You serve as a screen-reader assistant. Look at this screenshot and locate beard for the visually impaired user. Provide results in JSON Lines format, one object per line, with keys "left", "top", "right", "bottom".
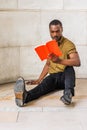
{"left": 52, "top": 36, "right": 61, "bottom": 42}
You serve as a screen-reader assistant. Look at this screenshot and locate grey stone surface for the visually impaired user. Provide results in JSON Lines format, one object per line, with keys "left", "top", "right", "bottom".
{"left": 0, "top": 47, "right": 20, "bottom": 84}
{"left": 64, "top": 0, "right": 87, "bottom": 10}
{"left": 18, "top": 0, "right": 63, "bottom": 9}
{"left": 0, "top": 0, "right": 17, "bottom": 9}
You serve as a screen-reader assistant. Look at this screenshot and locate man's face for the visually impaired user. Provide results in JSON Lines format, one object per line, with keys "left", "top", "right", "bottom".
{"left": 49, "top": 24, "right": 63, "bottom": 41}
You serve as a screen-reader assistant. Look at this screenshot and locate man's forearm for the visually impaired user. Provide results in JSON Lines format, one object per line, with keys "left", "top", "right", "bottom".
{"left": 38, "top": 63, "right": 49, "bottom": 82}
{"left": 59, "top": 58, "right": 81, "bottom": 67}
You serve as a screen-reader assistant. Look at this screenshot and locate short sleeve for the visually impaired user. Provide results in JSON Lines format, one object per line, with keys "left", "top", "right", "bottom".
{"left": 66, "top": 42, "right": 77, "bottom": 55}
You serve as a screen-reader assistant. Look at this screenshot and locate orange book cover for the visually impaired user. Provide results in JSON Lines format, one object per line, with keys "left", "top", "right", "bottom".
{"left": 35, "top": 40, "right": 62, "bottom": 61}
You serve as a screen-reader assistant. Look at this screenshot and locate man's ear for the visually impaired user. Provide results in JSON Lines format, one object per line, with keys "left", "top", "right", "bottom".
{"left": 61, "top": 27, "right": 63, "bottom": 32}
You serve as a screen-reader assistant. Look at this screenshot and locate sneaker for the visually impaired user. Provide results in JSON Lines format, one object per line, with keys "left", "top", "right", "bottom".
{"left": 60, "top": 92, "right": 72, "bottom": 105}
{"left": 14, "top": 77, "right": 27, "bottom": 107}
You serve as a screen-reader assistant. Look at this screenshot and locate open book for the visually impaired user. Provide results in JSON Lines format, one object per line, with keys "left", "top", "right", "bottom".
{"left": 35, "top": 40, "right": 62, "bottom": 61}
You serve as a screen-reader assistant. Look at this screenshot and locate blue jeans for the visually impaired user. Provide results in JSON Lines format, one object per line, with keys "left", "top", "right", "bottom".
{"left": 25, "top": 66, "right": 75, "bottom": 103}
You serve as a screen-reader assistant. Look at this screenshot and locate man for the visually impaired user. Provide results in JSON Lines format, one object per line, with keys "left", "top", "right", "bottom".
{"left": 14, "top": 19, "right": 81, "bottom": 107}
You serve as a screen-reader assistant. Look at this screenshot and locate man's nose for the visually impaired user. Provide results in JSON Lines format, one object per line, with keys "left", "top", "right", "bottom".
{"left": 53, "top": 32, "right": 57, "bottom": 36}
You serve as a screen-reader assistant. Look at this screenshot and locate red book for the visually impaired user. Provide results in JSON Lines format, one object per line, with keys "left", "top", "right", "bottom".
{"left": 35, "top": 40, "right": 62, "bottom": 61}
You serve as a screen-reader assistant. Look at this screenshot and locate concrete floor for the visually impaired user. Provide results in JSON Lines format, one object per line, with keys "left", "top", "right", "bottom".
{"left": 0, "top": 79, "right": 87, "bottom": 130}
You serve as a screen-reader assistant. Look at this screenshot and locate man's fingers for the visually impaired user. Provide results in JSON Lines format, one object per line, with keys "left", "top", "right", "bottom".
{"left": 48, "top": 53, "right": 55, "bottom": 59}
{"left": 26, "top": 80, "right": 39, "bottom": 85}
{"left": 26, "top": 80, "right": 35, "bottom": 85}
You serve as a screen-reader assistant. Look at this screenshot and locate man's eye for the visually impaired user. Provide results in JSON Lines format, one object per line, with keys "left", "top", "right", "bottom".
{"left": 56, "top": 30, "right": 60, "bottom": 33}
{"left": 51, "top": 31, "right": 55, "bottom": 33}
{"left": 51, "top": 30, "right": 60, "bottom": 33}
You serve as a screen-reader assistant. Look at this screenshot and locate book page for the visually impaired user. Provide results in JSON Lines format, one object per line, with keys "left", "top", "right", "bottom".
{"left": 46, "top": 40, "right": 62, "bottom": 56}
{"left": 35, "top": 45, "right": 49, "bottom": 60}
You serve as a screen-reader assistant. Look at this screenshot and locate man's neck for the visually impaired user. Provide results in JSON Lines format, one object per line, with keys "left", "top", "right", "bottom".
{"left": 57, "top": 36, "right": 63, "bottom": 45}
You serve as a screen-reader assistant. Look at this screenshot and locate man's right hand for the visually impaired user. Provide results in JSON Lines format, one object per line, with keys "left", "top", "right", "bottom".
{"left": 26, "top": 79, "right": 41, "bottom": 85}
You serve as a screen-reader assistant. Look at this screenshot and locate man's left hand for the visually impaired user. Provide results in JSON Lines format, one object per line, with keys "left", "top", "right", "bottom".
{"left": 48, "top": 53, "right": 61, "bottom": 63}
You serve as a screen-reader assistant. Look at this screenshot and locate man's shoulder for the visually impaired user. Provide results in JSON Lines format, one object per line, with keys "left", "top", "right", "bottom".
{"left": 63, "top": 37, "right": 75, "bottom": 46}
{"left": 63, "top": 37, "right": 76, "bottom": 53}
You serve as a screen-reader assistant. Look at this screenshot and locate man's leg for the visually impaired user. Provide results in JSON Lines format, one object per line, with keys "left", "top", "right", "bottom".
{"left": 60, "top": 66, "right": 75, "bottom": 105}
{"left": 25, "top": 75, "right": 58, "bottom": 103}
{"left": 14, "top": 75, "right": 57, "bottom": 107}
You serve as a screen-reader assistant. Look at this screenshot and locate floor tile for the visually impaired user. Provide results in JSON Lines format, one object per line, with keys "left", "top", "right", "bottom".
{"left": 0, "top": 112, "right": 18, "bottom": 122}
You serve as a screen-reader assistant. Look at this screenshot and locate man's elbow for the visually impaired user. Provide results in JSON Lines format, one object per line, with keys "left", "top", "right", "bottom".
{"left": 76, "top": 60, "right": 81, "bottom": 67}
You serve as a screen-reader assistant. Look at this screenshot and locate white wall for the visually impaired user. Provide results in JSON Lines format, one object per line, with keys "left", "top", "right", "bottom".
{"left": 0, "top": 0, "right": 87, "bottom": 84}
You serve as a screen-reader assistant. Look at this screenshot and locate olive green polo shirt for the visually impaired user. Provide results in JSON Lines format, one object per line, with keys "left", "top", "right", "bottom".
{"left": 48, "top": 36, "right": 77, "bottom": 74}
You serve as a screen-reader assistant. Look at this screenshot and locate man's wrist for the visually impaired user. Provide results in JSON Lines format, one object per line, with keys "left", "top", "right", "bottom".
{"left": 57, "top": 58, "right": 62, "bottom": 64}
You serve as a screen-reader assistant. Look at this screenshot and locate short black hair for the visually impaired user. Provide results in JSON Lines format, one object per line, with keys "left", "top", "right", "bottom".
{"left": 49, "top": 19, "right": 62, "bottom": 28}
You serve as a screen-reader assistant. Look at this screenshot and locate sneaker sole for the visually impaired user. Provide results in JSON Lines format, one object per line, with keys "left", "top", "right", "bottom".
{"left": 60, "top": 96, "right": 71, "bottom": 105}
{"left": 14, "top": 77, "right": 25, "bottom": 107}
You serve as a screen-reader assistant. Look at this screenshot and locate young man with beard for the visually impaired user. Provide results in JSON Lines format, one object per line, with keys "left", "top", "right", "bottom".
{"left": 14, "top": 19, "right": 81, "bottom": 107}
